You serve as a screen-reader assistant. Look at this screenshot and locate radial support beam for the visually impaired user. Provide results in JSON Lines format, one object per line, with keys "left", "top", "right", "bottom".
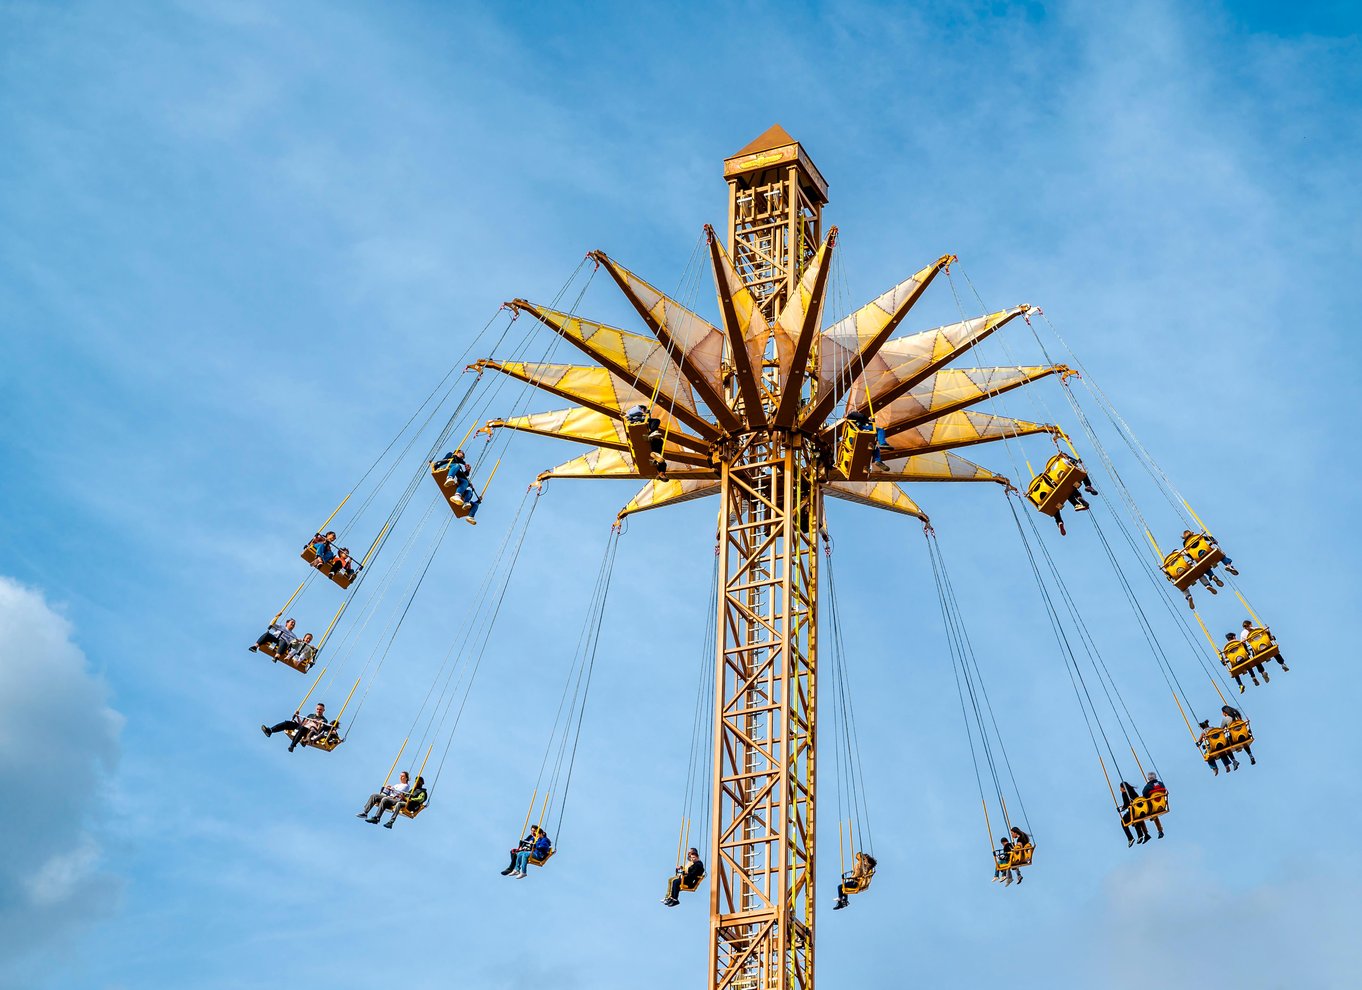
{"left": 709, "top": 434, "right": 817, "bottom": 990}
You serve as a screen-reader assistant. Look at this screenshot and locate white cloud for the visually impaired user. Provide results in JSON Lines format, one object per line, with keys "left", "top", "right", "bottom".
{"left": 0, "top": 577, "right": 123, "bottom": 964}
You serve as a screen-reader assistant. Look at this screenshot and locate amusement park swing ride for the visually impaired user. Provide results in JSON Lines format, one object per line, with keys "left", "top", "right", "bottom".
{"left": 248, "top": 126, "right": 1289, "bottom": 990}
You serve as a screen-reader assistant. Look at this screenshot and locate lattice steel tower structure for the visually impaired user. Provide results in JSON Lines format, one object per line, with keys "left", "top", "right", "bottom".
{"left": 481, "top": 125, "right": 1061, "bottom": 989}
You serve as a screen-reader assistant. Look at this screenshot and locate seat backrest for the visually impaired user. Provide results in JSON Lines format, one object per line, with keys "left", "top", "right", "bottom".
{"left": 1246, "top": 628, "right": 1274, "bottom": 653}
{"left": 1162, "top": 550, "right": 1191, "bottom": 577}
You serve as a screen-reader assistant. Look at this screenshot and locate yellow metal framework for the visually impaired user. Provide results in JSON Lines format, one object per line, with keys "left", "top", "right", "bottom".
{"left": 480, "top": 127, "right": 1062, "bottom": 990}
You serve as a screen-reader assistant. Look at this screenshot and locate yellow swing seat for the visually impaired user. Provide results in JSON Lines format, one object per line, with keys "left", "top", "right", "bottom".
{"left": 1202, "top": 719, "right": 1253, "bottom": 762}
{"left": 1025, "top": 453, "right": 1087, "bottom": 516}
{"left": 300, "top": 545, "right": 358, "bottom": 589}
{"left": 256, "top": 639, "right": 316, "bottom": 674}
{"left": 1162, "top": 531, "right": 1224, "bottom": 590}
{"left": 284, "top": 720, "right": 343, "bottom": 752}
{"left": 1122, "top": 790, "right": 1170, "bottom": 827}
{"left": 625, "top": 421, "right": 663, "bottom": 478}
{"left": 840, "top": 863, "right": 877, "bottom": 895}
{"left": 1246, "top": 627, "right": 1280, "bottom": 664}
{"left": 430, "top": 462, "right": 476, "bottom": 519}
{"left": 831, "top": 419, "right": 876, "bottom": 481}
{"left": 1008, "top": 842, "right": 1036, "bottom": 869}
{"left": 528, "top": 848, "right": 555, "bottom": 868}
{"left": 397, "top": 798, "right": 428, "bottom": 820}
{"left": 678, "top": 871, "right": 704, "bottom": 892}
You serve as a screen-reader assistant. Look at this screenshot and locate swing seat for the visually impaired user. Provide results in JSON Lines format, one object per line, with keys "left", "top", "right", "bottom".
{"left": 625, "top": 421, "right": 662, "bottom": 477}
{"left": 285, "top": 721, "right": 343, "bottom": 752}
{"left": 301, "top": 545, "right": 357, "bottom": 589}
{"left": 1025, "top": 454, "right": 1087, "bottom": 516}
{"left": 1246, "top": 627, "right": 1280, "bottom": 664}
{"left": 430, "top": 462, "right": 476, "bottom": 518}
{"left": 1122, "top": 791, "right": 1169, "bottom": 826}
{"left": 256, "top": 639, "right": 316, "bottom": 674}
{"left": 398, "top": 799, "right": 428, "bottom": 820}
{"left": 529, "top": 848, "right": 555, "bottom": 867}
{"left": 1203, "top": 720, "right": 1253, "bottom": 761}
{"left": 1221, "top": 639, "right": 1270, "bottom": 677}
{"left": 1163, "top": 533, "right": 1223, "bottom": 590}
{"left": 670, "top": 870, "right": 704, "bottom": 893}
{"left": 840, "top": 863, "right": 876, "bottom": 895}
{"left": 1008, "top": 842, "right": 1035, "bottom": 868}
{"left": 831, "top": 419, "right": 875, "bottom": 481}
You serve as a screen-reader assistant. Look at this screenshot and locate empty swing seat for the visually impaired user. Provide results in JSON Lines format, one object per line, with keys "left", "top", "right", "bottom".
{"left": 1025, "top": 454, "right": 1087, "bottom": 516}
{"left": 1122, "top": 790, "right": 1170, "bottom": 827}
{"left": 300, "top": 545, "right": 358, "bottom": 589}
{"left": 430, "top": 462, "right": 476, "bottom": 519}
{"left": 831, "top": 419, "right": 876, "bottom": 481}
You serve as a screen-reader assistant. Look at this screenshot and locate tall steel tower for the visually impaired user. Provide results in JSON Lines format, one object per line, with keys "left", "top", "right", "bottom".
{"left": 481, "top": 126, "right": 1062, "bottom": 989}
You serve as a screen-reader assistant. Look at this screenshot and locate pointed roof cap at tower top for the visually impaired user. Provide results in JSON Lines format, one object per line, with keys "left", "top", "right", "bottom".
{"left": 723, "top": 124, "right": 829, "bottom": 203}
{"left": 733, "top": 123, "right": 798, "bottom": 158}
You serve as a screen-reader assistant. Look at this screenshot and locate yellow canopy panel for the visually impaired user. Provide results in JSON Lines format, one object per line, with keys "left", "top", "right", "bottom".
{"left": 882, "top": 411, "right": 1057, "bottom": 457}
{"left": 876, "top": 366, "right": 1060, "bottom": 436}
{"left": 707, "top": 232, "right": 769, "bottom": 417}
{"left": 798, "top": 256, "right": 950, "bottom": 429}
{"left": 846, "top": 308, "right": 1027, "bottom": 414}
{"left": 873, "top": 451, "right": 1010, "bottom": 484}
{"left": 617, "top": 478, "right": 721, "bottom": 519}
{"left": 537, "top": 446, "right": 720, "bottom": 482}
{"left": 824, "top": 480, "right": 928, "bottom": 522}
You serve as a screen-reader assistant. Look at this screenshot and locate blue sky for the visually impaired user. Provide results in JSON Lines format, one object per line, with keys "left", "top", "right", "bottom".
{"left": 2, "top": 1, "right": 1360, "bottom": 987}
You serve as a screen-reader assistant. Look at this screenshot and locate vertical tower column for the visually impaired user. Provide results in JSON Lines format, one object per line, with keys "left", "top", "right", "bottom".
{"left": 724, "top": 125, "right": 828, "bottom": 323}
{"left": 708, "top": 432, "right": 819, "bottom": 990}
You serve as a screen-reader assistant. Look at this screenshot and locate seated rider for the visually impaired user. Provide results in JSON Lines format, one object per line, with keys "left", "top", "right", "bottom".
{"left": 1140, "top": 773, "right": 1167, "bottom": 839}
{"left": 1240, "top": 620, "right": 1287, "bottom": 673}
{"left": 1119, "top": 781, "right": 1150, "bottom": 846}
{"left": 1223, "top": 632, "right": 1266, "bottom": 693}
{"left": 833, "top": 850, "right": 877, "bottom": 907}
{"left": 844, "top": 410, "right": 889, "bottom": 473}
{"left": 1198, "top": 719, "right": 1235, "bottom": 775}
{"left": 357, "top": 771, "right": 411, "bottom": 824}
{"left": 662, "top": 847, "right": 705, "bottom": 907}
{"left": 261, "top": 702, "right": 332, "bottom": 753}
{"left": 1221, "top": 705, "right": 1255, "bottom": 766}
{"left": 434, "top": 449, "right": 480, "bottom": 525}
{"left": 286, "top": 632, "right": 318, "bottom": 670}
{"left": 308, "top": 531, "right": 338, "bottom": 567}
{"left": 250, "top": 617, "right": 297, "bottom": 656}
{"left": 1183, "top": 529, "right": 1239, "bottom": 575}
{"left": 501, "top": 825, "right": 552, "bottom": 878}
{"left": 625, "top": 404, "right": 668, "bottom": 477}
{"left": 332, "top": 547, "right": 361, "bottom": 581}
{"left": 383, "top": 775, "right": 428, "bottom": 828}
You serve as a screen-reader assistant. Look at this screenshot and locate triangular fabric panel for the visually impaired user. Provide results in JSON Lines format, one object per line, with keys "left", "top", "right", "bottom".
{"left": 493, "top": 407, "right": 629, "bottom": 450}
{"left": 882, "top": 411, "right": 1055, "bottom": 458}
{"left": 597, "top": 256, "right": 727, "bottom": 395}
{"left": 877, "top": 366, "right": 1058, "bottom": 435}
{"left": 824, "top": 481, "right": 927, "bottom": 522}
{"left": 846, "top": 309, "right": 1024, "bottom": 414}
{"left": 802, "top": 260, "right": 941, "bottom": 426}
{"left": 874, "top": 450, "right": 1009, "bottom": 484}
{"left": 710, "top": 237, "right": 771, "bottom": 392}
{"left": 618, "top": 478, "right": 721, "bottom": 519}
{"left": 517, "top": 304, "right": 704, "bottom": 424}
{"left": 537, "top": 447, "right": 718, "bottom": 481}
{"left": 772, "top": 237, "right": 834, "bottom": 385}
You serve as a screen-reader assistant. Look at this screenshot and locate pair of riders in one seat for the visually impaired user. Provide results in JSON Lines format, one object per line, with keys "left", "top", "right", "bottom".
{"left": 355, "top": 770, "right": 428, "bottom": 828}
{"left": 500, "top": 825, "right": 552, "bottom": 878}
{"left": 261, "top": 701, "right": 338, "bottom": 752}
{"left": 1197, "top": 704, "right": 1255, "bottom": 775}
{"left": 307, "top": 531, "right": 362, "bottom": 580}
{"left": 1119, "top": 773, "right": 1168, "bottom": 846}
{"left": 991, "top": 827, "right": 1031, "bottom": 887}
{"left": 433, "top": 449, "right": 481, "bottom": 525}
{"left": 249, "top": 617, "right": 318, "bottom": 669}
{"left": 1223, "top": 620, "right": 1288, "bottom": 692}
